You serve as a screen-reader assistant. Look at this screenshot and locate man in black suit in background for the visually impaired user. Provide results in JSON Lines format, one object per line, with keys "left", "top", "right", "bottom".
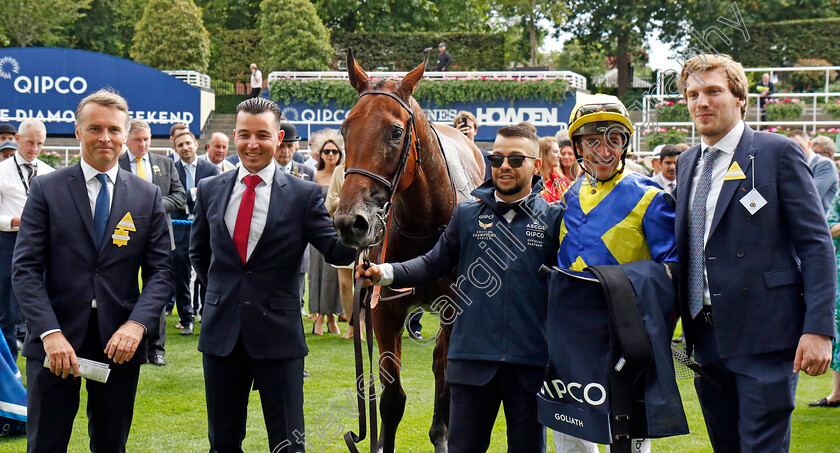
{"left": 275, "top": 121, "right": 316, "bottom": 313}
{"left": 120, "top": 119, "right": 186, "bottom": 366}
{"left": 172, "top": 130, "right": 219, "bottom": 336}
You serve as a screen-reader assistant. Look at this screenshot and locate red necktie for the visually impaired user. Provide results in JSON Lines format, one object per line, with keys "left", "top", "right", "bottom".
{"left": 233, "top": 175, "right": 262, "bottom": 264}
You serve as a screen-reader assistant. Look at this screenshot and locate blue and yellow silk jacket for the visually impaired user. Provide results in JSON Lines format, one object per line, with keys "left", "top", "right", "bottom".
{"left": 557, "top": 171, "right": 677, "bottom": 270}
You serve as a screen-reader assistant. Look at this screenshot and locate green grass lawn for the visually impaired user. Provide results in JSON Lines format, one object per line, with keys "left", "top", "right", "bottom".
{"left": 2, "top": 313, "right": 840, "bottom": 452}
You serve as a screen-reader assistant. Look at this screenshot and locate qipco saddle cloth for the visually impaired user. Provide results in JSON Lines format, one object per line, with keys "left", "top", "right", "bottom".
{"left": 537, "top": 260, "right": 688, "bottom": 446}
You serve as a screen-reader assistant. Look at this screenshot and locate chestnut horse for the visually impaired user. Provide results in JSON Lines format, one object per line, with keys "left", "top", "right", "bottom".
{"left": 334, "top": 51, "right": 484, "bottom": 453}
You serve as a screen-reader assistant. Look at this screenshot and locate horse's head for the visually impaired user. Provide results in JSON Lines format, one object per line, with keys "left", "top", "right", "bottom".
{"left": 334, "top": 49, "right": 427, "bottom": 248}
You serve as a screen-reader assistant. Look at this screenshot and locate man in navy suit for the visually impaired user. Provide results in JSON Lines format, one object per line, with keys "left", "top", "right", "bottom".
{"left": 275, "top": 121, "right": 316, "bottom": 311}
{"left": 190, "top": 97, "right": 354, "bottom": 452}
{"left": 675, "top": 54, "right": 835, "bottom": 452}
{"left": 12, "top": 89, "right": 173, "bottom": 452}
{"left": 172, "top": 130, "right": 219, "bottom": 335}
{"left": 788, "top": 130, "right": 838, "bottom": 213}
{"left": 120, "top": 119, "right": 186, "bottom": 366}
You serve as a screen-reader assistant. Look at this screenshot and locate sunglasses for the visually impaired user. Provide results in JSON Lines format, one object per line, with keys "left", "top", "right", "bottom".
{"left": 487, "top": 154, "right": 536, "bottom": 168}
{"left": 321, "top": 148, "right": 341, "bottom": 155}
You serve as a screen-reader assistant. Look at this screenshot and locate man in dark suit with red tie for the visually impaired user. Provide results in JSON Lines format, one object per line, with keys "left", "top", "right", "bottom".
{"left": 12, "top": 89, "right": 173, "bottom": 452}
{"left": 190, "top": 97, "right": 354, "bottom": 452}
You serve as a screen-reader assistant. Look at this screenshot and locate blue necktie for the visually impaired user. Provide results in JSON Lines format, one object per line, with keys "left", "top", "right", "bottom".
{"left": 93, "top": 173, "right": 110, "bottom": 248}
{"left": 688, "top": 147, "right": 720, "bottom": 318}
{"left": 185, "top": 164, "right": 195, "bottom": 192}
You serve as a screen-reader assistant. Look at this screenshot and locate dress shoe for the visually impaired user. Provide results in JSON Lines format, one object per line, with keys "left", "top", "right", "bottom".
{"left": 149, "top": 355, "right": 167, "bottom": 366}
{"left": 809, "top": 397, "right": 840, "bottom": 407}
{"left": 408, "top": 330, "right": 425, "bottom": 341}
{"left": 180, "top": 323, "right": 194, "bottom": 336}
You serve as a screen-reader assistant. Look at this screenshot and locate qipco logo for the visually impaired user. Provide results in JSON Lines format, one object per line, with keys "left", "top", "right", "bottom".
{"left": 14, "top": 75, "right": 88, "bottom": 95}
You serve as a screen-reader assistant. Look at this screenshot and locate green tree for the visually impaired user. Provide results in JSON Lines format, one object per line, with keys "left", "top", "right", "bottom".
{"left": 492, "top": 0, "right": 565, "bottom": 67}
{"left": 0, "top": 0, "right": 92, "bottom": 47}
{"left": 130, "top": 0, "right": 211, "bottom": 71}
{"left": 58, "top": 0, "right": 149, "bottom": 58}
{"left": 563, "top": 1, "right": 669, "bottom": 96}
{"left": 259, "top": 0, "right": 332, "bottom": 71}
{"left": 540, "top": 39, "right": 608, "bottom": 78}
{"left": 313, "top": 0, "right": 491, "bottom": 33}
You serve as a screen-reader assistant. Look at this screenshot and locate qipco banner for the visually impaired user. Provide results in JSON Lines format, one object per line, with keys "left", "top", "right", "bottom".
{"left": 276, "top": 95, "right": 577, "bottom": 142}
{"left": 0, "top": 47, "right": 200, "bottom": 136}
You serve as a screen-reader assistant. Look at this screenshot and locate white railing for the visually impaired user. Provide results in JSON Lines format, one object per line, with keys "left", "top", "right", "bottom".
{"left": 163, "top": 70, "right": 212, "bottom": 90}
{"left": 40, "top": 146, "right": 173, "bottom": 167}
{"left": 656, "top": 66, "right": 840, "bottom": 98}
{"left": 286, "top": 121, "right": 568, "bottom": 144}
{"left": 636, "top": 92, "right": 840, "bottom": 151}
{"left": 268, "top": 70, "right": 587, "bottom": 90}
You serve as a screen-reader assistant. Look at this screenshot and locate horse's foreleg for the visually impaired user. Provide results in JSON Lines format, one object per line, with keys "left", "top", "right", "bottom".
{"left": 373, "top": 307, "right": 406, "bottom": 453}
{"left": 429, "top": 325, "right": 451, "bottom": 453}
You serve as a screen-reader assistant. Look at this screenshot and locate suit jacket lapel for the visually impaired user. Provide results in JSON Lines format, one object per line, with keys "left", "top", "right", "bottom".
{"left": 117, "top": 153, "right": 130, "bottom": 172}
{"left": 708, "top": 126, "right": 756, "bottom": 238}
{"left": 248, "top": 170, "right": 287, "bottom": 264}
{"left": 675, "top": 145, "right": 700, "bottom": 241}
{"left": 67, "top": 165, "right": 98, "bottom": 247}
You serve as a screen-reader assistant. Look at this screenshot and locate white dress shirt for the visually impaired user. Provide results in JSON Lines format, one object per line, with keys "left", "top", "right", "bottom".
{"left": 0, "top": 152, "right": 55, "bottom": 231}
{"left": 224, "top": 162, "right": 276, "bottom": 261}
{"left": 688, "top": 120, "right": 746, "bottom": 305}
{"left": 125, "top": 148, "right": 153, "bottom": 181}
{"left": 251, "top": 69, "right": 263, "bottom": 88}
{"left": 199, "top": 153, "right": 237, "bottom": 173}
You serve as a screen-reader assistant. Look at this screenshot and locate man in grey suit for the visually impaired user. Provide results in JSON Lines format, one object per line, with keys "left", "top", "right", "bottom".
{"left": 120, "top": 119, "right": 186, "bottom": 366}
{"left": 275, "top": 121, "right": 316, "bottom": 313}
{"left": 789, "top": 130, "right": 838, "bottom": 213}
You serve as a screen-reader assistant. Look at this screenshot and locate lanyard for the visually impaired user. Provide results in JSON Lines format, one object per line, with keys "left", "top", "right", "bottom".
{"left": 14, "top": 159, "right": 33, "bottom": 195}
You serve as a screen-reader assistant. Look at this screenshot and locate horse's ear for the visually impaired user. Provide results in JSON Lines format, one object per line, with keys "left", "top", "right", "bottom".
{"left": 347, "top": 48, "right": 371, "bottom": 93}
{"left": 396, "top": 57, "right": 426, "bottom": 101}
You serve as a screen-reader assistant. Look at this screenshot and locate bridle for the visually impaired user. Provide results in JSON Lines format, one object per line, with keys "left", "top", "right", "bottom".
{"left": 344, "top": 90, "right": 423, "bottom": 246}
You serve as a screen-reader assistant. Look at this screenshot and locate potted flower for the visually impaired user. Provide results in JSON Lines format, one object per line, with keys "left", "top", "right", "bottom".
{"left": 764, "top": 98, "right": 804, "bottom": 121}
{"left": 654, "top": 99, "right": 690, "bottom": 122}
{"left": 643, "top": 127, "right": 688, "bottom": 150}
{"left": 38, "top": 151, "right": 62, "bottom": 168}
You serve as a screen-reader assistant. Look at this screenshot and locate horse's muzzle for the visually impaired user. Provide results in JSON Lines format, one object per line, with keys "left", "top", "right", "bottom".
{"left": 334, "top": 213, "right": 372, "bottom": 247}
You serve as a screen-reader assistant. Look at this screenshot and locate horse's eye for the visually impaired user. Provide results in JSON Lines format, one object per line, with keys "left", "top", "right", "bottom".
{"left": 391, "top": 127, "right": 403, "bottom": 142}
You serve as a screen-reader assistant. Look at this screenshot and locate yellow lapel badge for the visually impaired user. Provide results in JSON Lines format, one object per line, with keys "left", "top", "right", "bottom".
{"left": 112, "top": 212, "right": 136, "bottom": 247}
{"left": 724, "top": 161, "right": 746, "bottom": 181}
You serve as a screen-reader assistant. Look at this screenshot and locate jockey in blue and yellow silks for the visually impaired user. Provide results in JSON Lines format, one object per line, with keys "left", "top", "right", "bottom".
{"left": 551, "top": 94, "right": 677, "bottom": 453}
{"left": 557, "top": 94, "right": 677, "bottom": 270}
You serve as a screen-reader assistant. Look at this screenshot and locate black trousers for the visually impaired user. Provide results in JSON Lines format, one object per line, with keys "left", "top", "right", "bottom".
{"left": 26, "top": 309, "right": 140, "bottom": 453}
{"left": 204, "top": 339, "right": 305, "bottom": 452}
{"left": 249, "top": 87, "right": 262, "bottom": 99}
{"left": 172, "top": 227, "right": 194, "bottom": 326}
{"left": 448, "top": 363, "right": 544, "bottom": 453}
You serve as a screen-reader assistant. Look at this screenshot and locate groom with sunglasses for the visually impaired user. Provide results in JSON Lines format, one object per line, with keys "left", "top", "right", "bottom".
{"left": 357, "top": 124, "right": 565, "bottom": 452}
